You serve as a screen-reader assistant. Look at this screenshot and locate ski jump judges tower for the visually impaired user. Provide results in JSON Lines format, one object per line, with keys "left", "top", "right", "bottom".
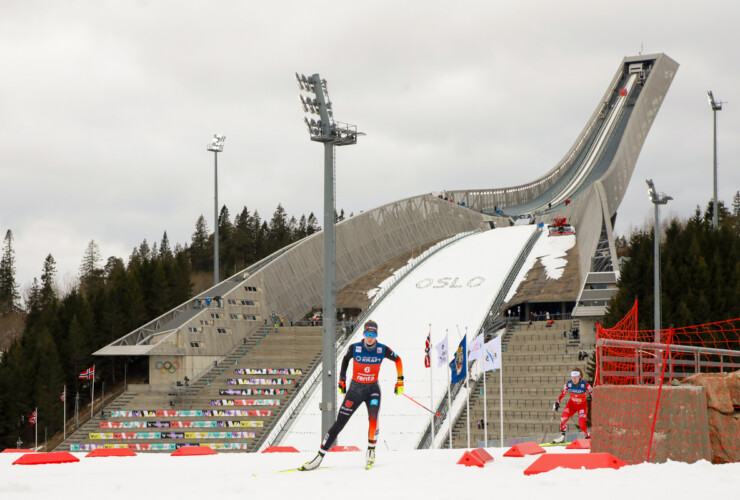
{"left": 95, "top": 53, "right": 678, "bottom": 399}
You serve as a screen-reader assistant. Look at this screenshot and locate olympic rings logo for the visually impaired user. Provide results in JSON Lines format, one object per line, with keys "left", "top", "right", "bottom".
{"left": 155, "top": 360, "right": 180, "bottom": 374}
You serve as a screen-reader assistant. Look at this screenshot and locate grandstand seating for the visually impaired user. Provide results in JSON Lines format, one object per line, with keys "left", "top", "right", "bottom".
{"left": 64, "top": 326, "right": 321, "bottom": 452}
{"left": 445, "top": 319, "right": 591, "bottom": 447}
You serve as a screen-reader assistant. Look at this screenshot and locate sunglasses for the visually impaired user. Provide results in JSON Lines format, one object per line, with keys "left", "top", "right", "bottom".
{"left": 364, "top": 330, "right": 377, "bottom": 338}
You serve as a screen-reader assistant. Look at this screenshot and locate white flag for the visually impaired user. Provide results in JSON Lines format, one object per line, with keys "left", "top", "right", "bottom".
{"left": 468, "top": 333, "right": 484, "bottom": 361}
{"left": 435, "top": 335, "right": 449, "bottom": 368}
{"left": 483, "top": 336, "right": 502, "bottom": 371}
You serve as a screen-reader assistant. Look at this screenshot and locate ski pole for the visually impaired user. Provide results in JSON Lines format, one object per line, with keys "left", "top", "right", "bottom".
{"left": 541, "top": 409, "right": 557, "bottom": 444}
{"left": 402, "top": 393, "right": 440, "bottom": 417}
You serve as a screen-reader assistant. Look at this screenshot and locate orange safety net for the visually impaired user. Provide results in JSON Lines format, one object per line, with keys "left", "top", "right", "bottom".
{"left": 593, "top": 300, "right": 740, "bottom": 464}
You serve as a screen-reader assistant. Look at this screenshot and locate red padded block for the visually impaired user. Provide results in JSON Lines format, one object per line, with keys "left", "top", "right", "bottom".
{"left": 471, "top": 448, "right": 494, "bottom": 463}
{"left": 13, "top": 452, "right": 79, "bottom": 465}
{"left": 523, "top": 453, "right": 627, "bottom": 476}
{"left": 504, "top": 442, "right": 547, "bottom": 457}
{"left": 86, "top": 448, "right": 137, "bottom": 457}
{"left": 2, "top": 449, "right": 35, "bottom": 454}
{"left": 171, "top": 446, "right": 217, "bottom": 456}
{"left": 457, "top": 450, "right": 485, "bottom": 467}
{"left": 262, "top": 446, "right": 299, "bottom": 453}
{"left": 566, "top": 439, "right": 591, "bottom": 450}
{"left": 329, "top": 446, "right": 361, "bottom": 452}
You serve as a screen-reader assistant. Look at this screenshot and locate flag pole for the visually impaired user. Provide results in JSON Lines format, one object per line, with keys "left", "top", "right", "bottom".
{"left": 90, "top": 364, "right": 95, "bottom": 419}
{"left": 446, "top": 329, "right": 452, "bottom": 449}
{"left": 429, "top": 324, "right": 435, "bottom": 448}
{"left": 482, "top": 352, "right": 488, "bottom": 447}
{"left": 499, "top": 357, "right": 504, "bottom": 448}
{"left": 465, "top": 326, "right": 470, "bottom": 449}
{"left": 63, "top": 385, "right": 66, "bottom": 441}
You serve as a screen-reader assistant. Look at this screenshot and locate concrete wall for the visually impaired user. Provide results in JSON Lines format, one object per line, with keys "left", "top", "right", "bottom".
{"left": 592, "top": 385, "right": 711, "bottom": 464}
{"left": 149, "top": 355, "right": 219, "bottom": 386}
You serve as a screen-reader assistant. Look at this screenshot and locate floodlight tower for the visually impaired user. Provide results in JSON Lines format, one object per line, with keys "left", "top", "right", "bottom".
{"left": 296, "top": 72, "right": 363, "bottom": 437}
{"left": 706, "top": 91, "right": 723, "bottom": 229}
{"left": 207, "top": 134, "right": 226, "bottom": 285}
{"left": 646, "top": 179, "right": 673, "bottom": 343}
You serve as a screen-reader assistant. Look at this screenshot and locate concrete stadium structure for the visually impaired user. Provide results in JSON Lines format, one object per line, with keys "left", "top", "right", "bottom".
{"left": 80, "top": 53, "right": 678, "bottom": 452}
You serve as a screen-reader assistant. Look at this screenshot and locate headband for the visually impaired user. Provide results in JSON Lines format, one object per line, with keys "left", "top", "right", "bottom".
{"left": 571, "top": 370, "right": 581, "bottom": 378}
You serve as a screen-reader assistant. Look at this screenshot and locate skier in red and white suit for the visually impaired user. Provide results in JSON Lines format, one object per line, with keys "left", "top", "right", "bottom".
{"left": 552, "top": 367, "right": 592, "bottom": 443}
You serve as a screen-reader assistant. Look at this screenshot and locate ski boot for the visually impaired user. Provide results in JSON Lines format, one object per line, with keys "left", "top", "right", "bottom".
{"left": 299, "top": 450, "right": 325, "bottom": 471}
{"left": 552, "top": 431, "right": 566, "bottom": 443}
{"left": 365, "top": 446, "right": 375, "bottom": 470}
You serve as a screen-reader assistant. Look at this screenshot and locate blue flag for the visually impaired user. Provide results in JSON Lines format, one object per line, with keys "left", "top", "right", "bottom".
{"left": 449, "top": 336, "right": 467, "bottom": 384}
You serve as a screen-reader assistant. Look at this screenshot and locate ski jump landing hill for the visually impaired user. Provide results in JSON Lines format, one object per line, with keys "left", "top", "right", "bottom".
{"left": 94, "top": 54, "right": 677, "bottom": 451}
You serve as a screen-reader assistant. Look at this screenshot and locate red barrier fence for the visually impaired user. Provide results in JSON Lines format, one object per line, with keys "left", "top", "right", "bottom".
{"left": 593, "top": 300, "right": 740, "bottom": 464}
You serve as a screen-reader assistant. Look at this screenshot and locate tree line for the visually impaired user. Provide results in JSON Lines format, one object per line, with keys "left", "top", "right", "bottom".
{"left": 603, "top": 199, "right": 740, "bottom": 332}
{"left": 0, "top": 203, "right": 324, "bottom": 448}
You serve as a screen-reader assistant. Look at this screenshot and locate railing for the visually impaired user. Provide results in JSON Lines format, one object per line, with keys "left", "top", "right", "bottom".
{"left": 597, "top": 338, "right": 740, "bottom": 385}
{"left": 480, "top": 227, "right": 542, "bottom": 336}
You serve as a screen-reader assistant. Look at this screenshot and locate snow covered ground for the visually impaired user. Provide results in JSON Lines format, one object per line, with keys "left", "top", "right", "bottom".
{"left": 2, "top": 447, "right": 738, "bottom": 500}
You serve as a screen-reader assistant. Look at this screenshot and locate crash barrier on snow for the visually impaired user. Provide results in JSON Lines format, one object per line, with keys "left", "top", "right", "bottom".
{"left": 523, "top": 453, "right": 626, "bottom": 475}
{"left": 457, "top": 448, "right": 494, "bottom": 467}
{"left": 171, "top": 446, "right": 218, "bottom": 456}
{"left": 503, "top": 442, "right": 546, "bottom": 457}
{"left": 593, "top": 299, "right": 740, "bottom": 464}
{"left": 262, "top": 446, "right": 299, "bottom": 453}
{"left": 13, "top": 452, "right": 79, "bottom": 465}
{"left": 566, "top": 439, "right": 591, "bottom": 449}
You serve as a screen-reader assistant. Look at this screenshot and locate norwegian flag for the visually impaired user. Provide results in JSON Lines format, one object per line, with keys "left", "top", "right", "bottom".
{"left": 61, "top": 388, "right": 66, "bottom": 402}
{"left": 79, "top": 366, "right": 95, "bottom": 380}
{"left": 29, "top": 410, "right": 37, "bottom": 426}
{"left": 424, "top": 332, "right": 431, "bottom": 368}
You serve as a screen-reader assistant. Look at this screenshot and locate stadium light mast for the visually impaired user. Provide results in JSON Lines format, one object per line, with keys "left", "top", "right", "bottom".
{"left": 296, "top": 72, "right": 363, "bottom": 437}
{"left": 646, "top": 179, "right": 672, "bottom": 343}
{"left": 207, "top": 134, "right": 226, "bottom": 285}
{"left": 706, "top": 91, "right": 723, "bottom": 229}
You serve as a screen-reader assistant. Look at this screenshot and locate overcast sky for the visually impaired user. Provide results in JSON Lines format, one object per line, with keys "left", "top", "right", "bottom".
{"left": 1, "top": 1, "right": 738, "bottom": 294}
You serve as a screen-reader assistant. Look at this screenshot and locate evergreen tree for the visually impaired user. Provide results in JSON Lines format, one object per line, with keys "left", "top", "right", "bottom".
{"left": 307, "top": 212, "right": 320, "bottom": 235}
{"left": 159, "top": 231, "right": 173, "bottom": 260}
{"left": 267, "top": 203, "right": 290, "bottom": 254}
{"left": 0, "top": 229, "right": 20, "bottom": 315}
{"left": 189, "top": 215, "right": 210, "bottom": 272}
{"left": 39, "top": 254, "right": 58, "bottom": 310}
{"left": 234, "top": 207, "right": 254, "bottom": 267}
{"left": 296, "top": 215, "right": 308, "bottom": 240}
{"left": 732, "top": 190, "right": 740, "bottom": 217}
{"left": 218, "top": 205, "right": 236, "bottom": 276}
{"left": 79, "top": 240, "right": 105, "bottom": 295}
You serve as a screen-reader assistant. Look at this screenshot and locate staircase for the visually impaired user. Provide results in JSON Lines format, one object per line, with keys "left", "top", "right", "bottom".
{"left": 443, "top": 319, "right": 590, "bottom": 447}
{"left": 59, "top": 326, "right": 323, "bottom": 452}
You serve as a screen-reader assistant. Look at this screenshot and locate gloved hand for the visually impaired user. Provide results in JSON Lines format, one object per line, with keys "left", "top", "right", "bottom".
{"left": 338, "top": 379, "right": 346, "bottom": 394}
{"left": 552, "top": 401, "right": 560, "bottom": 411}
{"left": 394, "top": 376, "right": 404, "bottom": 395}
